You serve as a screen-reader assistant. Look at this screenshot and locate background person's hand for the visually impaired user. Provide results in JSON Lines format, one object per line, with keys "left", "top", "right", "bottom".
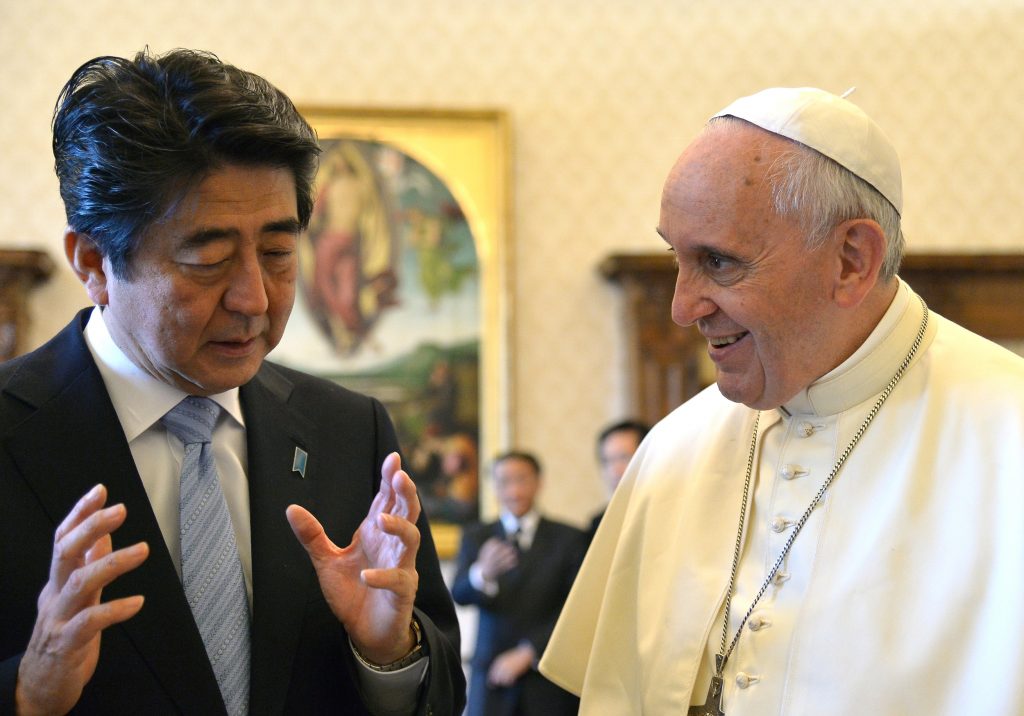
{"left": 487, "top": 643, "right": 536, "bottom": 687}
{"left": 476, "top": 538, "right": 519, "bottom": 582}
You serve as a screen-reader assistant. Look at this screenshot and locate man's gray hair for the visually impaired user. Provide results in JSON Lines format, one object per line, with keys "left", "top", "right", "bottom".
{"left": 708, "top": 117, "right": 905, "bottom": 281}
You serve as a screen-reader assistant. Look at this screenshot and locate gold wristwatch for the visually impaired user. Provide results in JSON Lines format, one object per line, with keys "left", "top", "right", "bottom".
{"left": 353, "top": 618, "right": 425, "bottom": 672}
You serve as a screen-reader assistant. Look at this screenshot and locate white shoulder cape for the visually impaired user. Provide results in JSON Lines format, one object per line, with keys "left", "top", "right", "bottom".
{"left": 541, "top": 293, "right": 1024, "bottom": 715}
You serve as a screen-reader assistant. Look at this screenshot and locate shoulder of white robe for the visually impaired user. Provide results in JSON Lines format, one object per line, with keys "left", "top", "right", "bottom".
{"left": 539, "top": 444, "right": 643, "bottom": 695}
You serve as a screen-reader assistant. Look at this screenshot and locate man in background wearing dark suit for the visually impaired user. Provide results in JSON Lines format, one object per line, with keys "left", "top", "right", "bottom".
{"left": 586, "top": 419, "right": 649, "bottom": 542}
{"left": 451, "top": 451, "right": 583, "bottom": 716}
{"left": 0, "top": 48, "right": 464, "bottom": 715}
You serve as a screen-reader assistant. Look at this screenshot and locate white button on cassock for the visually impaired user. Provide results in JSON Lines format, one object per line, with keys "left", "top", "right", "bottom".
{"left": 798, "top": 422, "right": 817, "bottom": 437}
{"left": 735, "top": 672, "right": 760, "bottom": 689}
{"left": 780, "top": 464, "right": 809, "bottom": 480}
{"left": 747, "top": 614, "right": 771, "bottom": 631}
{"left": 773, "top": 571, "right": 790, "bottom": 585}
{"left": 770, "top": 516, "right": 791, "bottom": 533}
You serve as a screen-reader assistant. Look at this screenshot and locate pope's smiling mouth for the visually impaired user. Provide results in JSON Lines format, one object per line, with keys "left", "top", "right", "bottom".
{"left": 709, "top": 332, "right": 748, "bottom": 348}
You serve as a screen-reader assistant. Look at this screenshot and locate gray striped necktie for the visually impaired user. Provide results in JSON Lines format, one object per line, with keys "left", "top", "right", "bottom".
{"left": 162, "top": 396, "right": 250, "bottom": 716}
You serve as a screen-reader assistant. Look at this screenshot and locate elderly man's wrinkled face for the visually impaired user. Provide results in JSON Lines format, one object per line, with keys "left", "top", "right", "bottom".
{"left": 657, "top": 123, "right": 840, "bottom": 409}
{"left": 93, "top": 164, "right": 300, "bottom": 395}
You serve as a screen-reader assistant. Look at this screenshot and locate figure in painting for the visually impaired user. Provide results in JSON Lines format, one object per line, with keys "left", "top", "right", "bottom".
{"left": 302, "top": 141, "right": 398, "bottom": 354}
{"left": 298, "top": 138, "right": 483, "bottom": 525}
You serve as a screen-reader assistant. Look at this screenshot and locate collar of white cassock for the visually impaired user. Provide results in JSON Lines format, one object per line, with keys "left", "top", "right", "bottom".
{"left": 777, "top": 280, "right": 934, "bottom": 419}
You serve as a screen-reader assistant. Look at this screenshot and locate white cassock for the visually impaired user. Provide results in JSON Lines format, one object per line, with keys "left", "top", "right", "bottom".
{"left": 540, "top": 280, "right": 1024, "bottom": 715}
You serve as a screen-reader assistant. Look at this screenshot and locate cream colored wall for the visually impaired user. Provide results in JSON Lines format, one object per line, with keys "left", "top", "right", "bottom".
{"left": 3, "top": 0, "right": 1023, "bottom": 526}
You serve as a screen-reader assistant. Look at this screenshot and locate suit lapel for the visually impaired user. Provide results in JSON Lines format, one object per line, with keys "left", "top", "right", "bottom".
{"left": 241, "top": 365, "right": 317, "bottom": 715}
{"left": 2, "top": 314, "right": 223, "bottom": 713}
{"left": 517, "top": 518, "right": 549, "bottom": 570}
{"left": 526, "top": 518, "right": 547, "bottom": 550}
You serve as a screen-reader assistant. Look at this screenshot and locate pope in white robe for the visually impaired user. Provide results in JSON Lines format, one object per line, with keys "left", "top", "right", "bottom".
{"left": 539, "top": 87, "right": 1024, "bottom": 715}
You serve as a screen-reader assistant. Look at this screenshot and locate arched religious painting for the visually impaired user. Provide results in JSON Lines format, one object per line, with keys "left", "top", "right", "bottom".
{"left": 270, "top": 109, "right": 510, "bottom": 555}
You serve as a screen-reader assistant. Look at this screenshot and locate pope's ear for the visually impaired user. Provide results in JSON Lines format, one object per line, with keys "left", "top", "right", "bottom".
{"left": 64, "top": 228, "right": 110, "bottom": 306}
{"left": 832, "top": 218, "right": 887, "bottom": 309}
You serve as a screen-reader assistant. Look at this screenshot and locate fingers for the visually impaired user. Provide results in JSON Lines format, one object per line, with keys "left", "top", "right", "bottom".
{"left": 52, "top": 504, "right": 129, "bottom": 584}
{"left": 481, "top": 537, "right": 514, "bottom": 555}
{"left": 58, "top": 542, "right": 150, "bottom": 617}
{"left": 18, "top": 487, "right": 147, "bottom": 716}
{"left": 286, "top": 504, "right": 340, "bottom": 559}
{"left": 480, "top": 537, "right": 503, "bottom": 552}
{"left": 83, "top": 533, "right": 113, "bottom": 576}
{"left": 390, "top": 468, "right": 421, "bottom": 524}
{"left": 371, "top": 512, "right": 421, "bottom": 572}
{"left": 19, "top": 589, "right": 147, "bottom": 715}
{"left": 380, "top": 452, "right": 401, "bottom": 486}
{"left": 360, "top": 565, "right": 419, "bottom": 596}
{"left": 479, "top": 553, "right": 517, "bottom": 581}
{"left": 486, "top": 645, "right": 535, "bottom": 686}
{"left": 51, "top": 485, "right": 116, "bottom": 583}
{"left": 487, "top": 656, "right": 516, "bottom": 687}
{"left": 376, "top": 453, "right": 399, "bottom": 511}
{"left": 49, "top": 485, "right": 147, "bottom": 614}
{"left": 361, "top": 453, "right": 400, "bottom": 529}
{"left": 480, "top": 539, "right": 518, "bottom": 565}
{"left": 376, "top": 511, "right": 421, "bottom": 553}
{"left": 62, "top": 593, "right": 146, "bottom": 652}
{"left": 477, "top": 539, "right": 518, "bottom": 581}
{"left": 484, "top": 551, "right": 518, "bottom": 572}
{"left": 285, "top": 504, "right": 324, "bottom": 546}
{"left": 493, "top": 550, "right": 518, "bottom": 572}
{"left": 488, "top": 664, "right": 510, "bottom": 687}
{"left": 371, "top": 453, "right": 421, "bottom": 527}
{"left": 54, "top": 484, "right": 106, "bottom": 544}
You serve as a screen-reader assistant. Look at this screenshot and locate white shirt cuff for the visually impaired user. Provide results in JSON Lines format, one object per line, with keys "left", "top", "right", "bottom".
{"left": 469, "top": 562, "right": 500, "bottom": 596}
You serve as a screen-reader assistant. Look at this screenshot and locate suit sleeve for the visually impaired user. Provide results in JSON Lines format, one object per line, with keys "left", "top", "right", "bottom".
{"left": 369, "top": 398, "right": 466, "bottom": 716}
{"left": 523, "top": 527, "right": 586, "bottom": 657}
{"left": 449, "top": 525, "right": 492, "bottom": 607}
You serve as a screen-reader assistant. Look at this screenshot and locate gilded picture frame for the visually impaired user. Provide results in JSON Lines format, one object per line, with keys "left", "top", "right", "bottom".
{"left": 269, "top": 107, "right": 512, "bottom": 558}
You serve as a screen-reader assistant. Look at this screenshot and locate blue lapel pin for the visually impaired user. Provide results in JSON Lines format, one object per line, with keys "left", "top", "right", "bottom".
{"left": 292, "top": 447, "right": 308, "bottom": 478}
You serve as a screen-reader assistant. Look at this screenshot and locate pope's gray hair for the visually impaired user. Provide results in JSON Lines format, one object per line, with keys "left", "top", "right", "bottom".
{"left": 707, "top": 117, "right": 904, "bottom": 281}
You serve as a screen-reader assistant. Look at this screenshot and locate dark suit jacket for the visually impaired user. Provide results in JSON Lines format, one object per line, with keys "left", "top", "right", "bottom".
{"left": 586, "top": 509, "right": 604, "bottom": 545}
{"left": 0, "top": 310, "right": 465, "bottom": 716}
{"left": 451, "top": 517, "right": 584, "bottom": 716}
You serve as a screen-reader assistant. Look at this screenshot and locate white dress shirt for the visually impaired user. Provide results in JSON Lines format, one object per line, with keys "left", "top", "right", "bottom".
{"left": 501, "top": 509, "right": 540, "bottom": 551}
{"left": 83, "top": 307, "right": 254, "bottom": 604}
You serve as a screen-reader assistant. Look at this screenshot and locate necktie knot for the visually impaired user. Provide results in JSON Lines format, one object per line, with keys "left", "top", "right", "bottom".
{"left": 161, "top": 396, "right": 220, "bottom": 445}
{"left": 509, "top": 527, "right": 523, "bottom": 551}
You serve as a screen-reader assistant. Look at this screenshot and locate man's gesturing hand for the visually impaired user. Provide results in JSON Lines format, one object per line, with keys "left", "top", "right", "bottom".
{"left": 16, "top": 484, "right": 149, "bottom": 716}
{"left": 286, "top": 452, "right": 422, "bottom": 665}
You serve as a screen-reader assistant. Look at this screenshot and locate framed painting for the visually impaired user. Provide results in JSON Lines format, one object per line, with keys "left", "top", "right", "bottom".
{"left": 269, "top": 107, "right": 512, "bottom": 558}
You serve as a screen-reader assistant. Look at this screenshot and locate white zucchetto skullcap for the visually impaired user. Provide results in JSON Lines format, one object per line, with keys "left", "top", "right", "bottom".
{"left": 711, "top": 87, "right": 903, "bottom": 215}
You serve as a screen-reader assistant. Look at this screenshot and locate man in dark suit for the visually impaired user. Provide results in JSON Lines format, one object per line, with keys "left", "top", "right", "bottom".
{"left": 585, "top": 419, "right": 649, "bottom": 543}
{"left": 451, "top": 451, "right": 584, "bottom": 716}
{"left": 0, "top": 48, "right": 464, "bottom": 715}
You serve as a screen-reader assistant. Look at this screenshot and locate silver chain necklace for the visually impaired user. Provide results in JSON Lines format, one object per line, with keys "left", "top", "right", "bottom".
{"left": 688, "top": 298, "right": 929, "bottom": 716}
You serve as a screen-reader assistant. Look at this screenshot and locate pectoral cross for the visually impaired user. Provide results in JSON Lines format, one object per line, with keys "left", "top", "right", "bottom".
{"left": 687, "top": 655, "right": 725, "bottom": 716}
